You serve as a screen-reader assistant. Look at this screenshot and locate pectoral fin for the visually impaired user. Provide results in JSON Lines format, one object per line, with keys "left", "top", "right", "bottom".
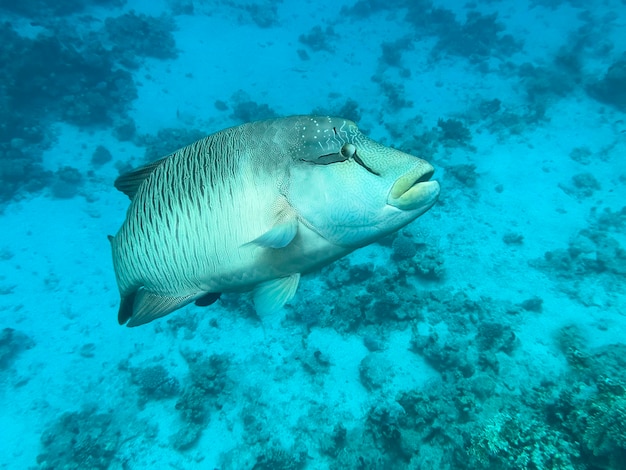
{"left": 245, "top": 197, "right": 300, "bottom": 249}
{"left": 246, "top": 218, "right": 298, "bottom": 249}
{"left": 253, "top": 273, "right": 301, "bottom": 318}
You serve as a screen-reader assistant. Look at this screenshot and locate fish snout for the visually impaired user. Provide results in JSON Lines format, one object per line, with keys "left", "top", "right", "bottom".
{"left": 387, "top": 164, "right": 440, "bottom": 211}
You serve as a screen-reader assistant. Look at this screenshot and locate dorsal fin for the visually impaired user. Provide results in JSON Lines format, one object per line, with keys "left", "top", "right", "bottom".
{"left": 114, "top": 157, "right": 169, "bottom": 200}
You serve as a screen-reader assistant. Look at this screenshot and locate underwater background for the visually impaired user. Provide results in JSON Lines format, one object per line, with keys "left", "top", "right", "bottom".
{"left": 1, "top": 0, "right": 625, "bottom": 468}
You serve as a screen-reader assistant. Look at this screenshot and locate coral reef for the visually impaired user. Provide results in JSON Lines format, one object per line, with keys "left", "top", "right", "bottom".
{"left": 91, "top": 145, "right": 113, "bottom": 166}
{"left": 359, "top": 353, "right": 393, "bottom": 390}
{"left": 229, "top": 90, "right": 277, "bottom": 123}
{"left": 406, "top": 5, "right": 457, "bottom": 37}
{"left": 0, "top": 142, "right": 51, "bottom": 204}
{"left": 130, "top": 364, "right": 180, "bottom": 403}
{"left": 395, "top": 242, "right": 445, "bottom": 280}
{"left": 532, "top": 216, "right": 626, "bottom": 285}
{"left": 113, "top": 117, "right": 137, "bottom": 141}
{"left": 37, "top": 407, "right": 121, "bottom": 470}
{"left": 105, "top": 12, "right": 178, "bottom": 65}
{"left": 0, "top": 19, "right": 137, "bottom": 202}
{"left": 380, "top": 36, "right": 414, "bottom": 73}
{"left": 0, "top": 328, "right": 35, "bottom": 369}
{"left": 311, "top": 98, "right": 362, "bottom": 124}
{"left": 484, "top": 104, "right": 548, "bottom": 136}
{"left": 341, "top": 0, "right": 413, "bottom": 18}
{"left": 569, "top": 146, "right": 593, "bottom": 165}
{"left": 468, "top": 411, "right": 581, "bottom": 469}
{"left": 288, "top": 283, "right": 625, "bottom": 470}
{"left": 242, "top": 0, "right": 281, "bottom": 28}
{"left": 593, "top": 206, "right": 626, "bottom": 232}
{"left": 375, "top": 79, "right": 414, "bottom": 111}
{"left": 4, "top": 24, "right": 137, "bottom": 126}
{"left": 547, "top": 333, "right": 626, "bottom": 468}
{"left": 0, "top": 5, "right": 181, "bottom": 203}
{"left": 352, "top": 4, "right": 523, "bottom": 67}
{"left": 251, "top": 446, "right": 306, "bottom": 470}
{"left": 559, "top": 173, "right": 601, "bottom": 200}
{"left": 409, "top": 289, "right": 522, "bottom": 378}
{"left": 137, "top": 127, "right": 206, "bottom": 162}
{"left": 519, "top": 296, "right": 543, "bottom": 313}
{"left": 0, "top": 0, "right": 125, "bottom": 17}
{"left": 170, "top": 350, "right": 232, "bottom": 450}
{"left": 432, "top": 11, "right": 523, "bottom": 62}
{"left": 518, "top": 61, "right": 579, "bottom": 103}
{"left": 398, "top": 127, "right": 440, "bottom": 161}
{"left": 391, "top": 232, "right": 418, "bottom": 261}
{"left": 574, "top": 380, "right": 626, "bottom": 467}
{"left": 588, "top": 55, "right": 626, "bottom": 110}
{"left": 437, "top": 118, "right": 472, "bottom": 147}
{"left": 298, "top": 25, "right": 338, "bottom": 53}
{"left": 50, "top": 166, "right": 84, "bottom": 199}
{"left": 502, "top": 232, "right": 524, "bottom": 245}
{"left": 297, "top": 345, "right": 332, "bottom": 376}
{"left": 446, "top": 163, "right": 478, "bottom": 187}
{"left": 478, "top": 98, "right": 502, "bottom": 119}
{"left": 319, "top": 423, "right": 347, "bottom": 458}
{"left": 412, "top": 325, "right": 478, "bottom": 378}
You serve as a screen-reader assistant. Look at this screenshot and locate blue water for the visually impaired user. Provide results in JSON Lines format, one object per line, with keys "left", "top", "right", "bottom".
{"left": 1, "top": 0, "right": 625, "bottom": 468}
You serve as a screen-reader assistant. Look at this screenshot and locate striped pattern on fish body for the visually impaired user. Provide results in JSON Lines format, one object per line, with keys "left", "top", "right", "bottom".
{"left": 111, "top": 122, "right": 297, "bottom": 324}
{"left": 110, "top": 116, "right": 440, "bottom": 327}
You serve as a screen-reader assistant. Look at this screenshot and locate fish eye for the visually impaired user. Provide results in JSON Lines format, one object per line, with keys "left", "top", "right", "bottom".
{"left": 340, "top": 143, "right": 356, "bottom": 159}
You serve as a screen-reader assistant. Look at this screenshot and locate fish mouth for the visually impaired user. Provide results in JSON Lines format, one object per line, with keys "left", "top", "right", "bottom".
{"left": 388, "top": 165, "right": 440, "bottom": 211}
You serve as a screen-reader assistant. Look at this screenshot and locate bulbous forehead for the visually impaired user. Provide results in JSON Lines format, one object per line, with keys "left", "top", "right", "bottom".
{"left": 292, "top": 116, "right": 360, "bottom": 157}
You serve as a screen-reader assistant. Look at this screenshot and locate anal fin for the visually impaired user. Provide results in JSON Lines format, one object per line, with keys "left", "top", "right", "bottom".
{"left": 122, "top": 288, "right": 197, "bottom": 327}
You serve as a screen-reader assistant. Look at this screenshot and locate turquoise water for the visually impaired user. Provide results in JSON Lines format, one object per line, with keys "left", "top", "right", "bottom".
{"left": 0, "top": 0, "right": 625, "bottom": 468}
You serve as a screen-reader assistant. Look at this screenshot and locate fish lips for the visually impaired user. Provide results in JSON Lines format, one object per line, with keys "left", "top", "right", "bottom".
{"left": 387, "top": 165, "right": 440, "bottom": 212}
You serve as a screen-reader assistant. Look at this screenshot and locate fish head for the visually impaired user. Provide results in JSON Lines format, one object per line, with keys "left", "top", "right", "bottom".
{"left": 285, "top": 116, "right": 440, "bottom": 248}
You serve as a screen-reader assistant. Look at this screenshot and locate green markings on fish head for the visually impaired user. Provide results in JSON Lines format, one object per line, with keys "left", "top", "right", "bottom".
{"left": 284, "top": 116, "right": 440, "bottom": 248}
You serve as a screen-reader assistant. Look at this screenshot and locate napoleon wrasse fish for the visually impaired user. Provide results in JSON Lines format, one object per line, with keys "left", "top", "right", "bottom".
{"left": 109, "top": 116, "right": 439, "bottom": 327}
